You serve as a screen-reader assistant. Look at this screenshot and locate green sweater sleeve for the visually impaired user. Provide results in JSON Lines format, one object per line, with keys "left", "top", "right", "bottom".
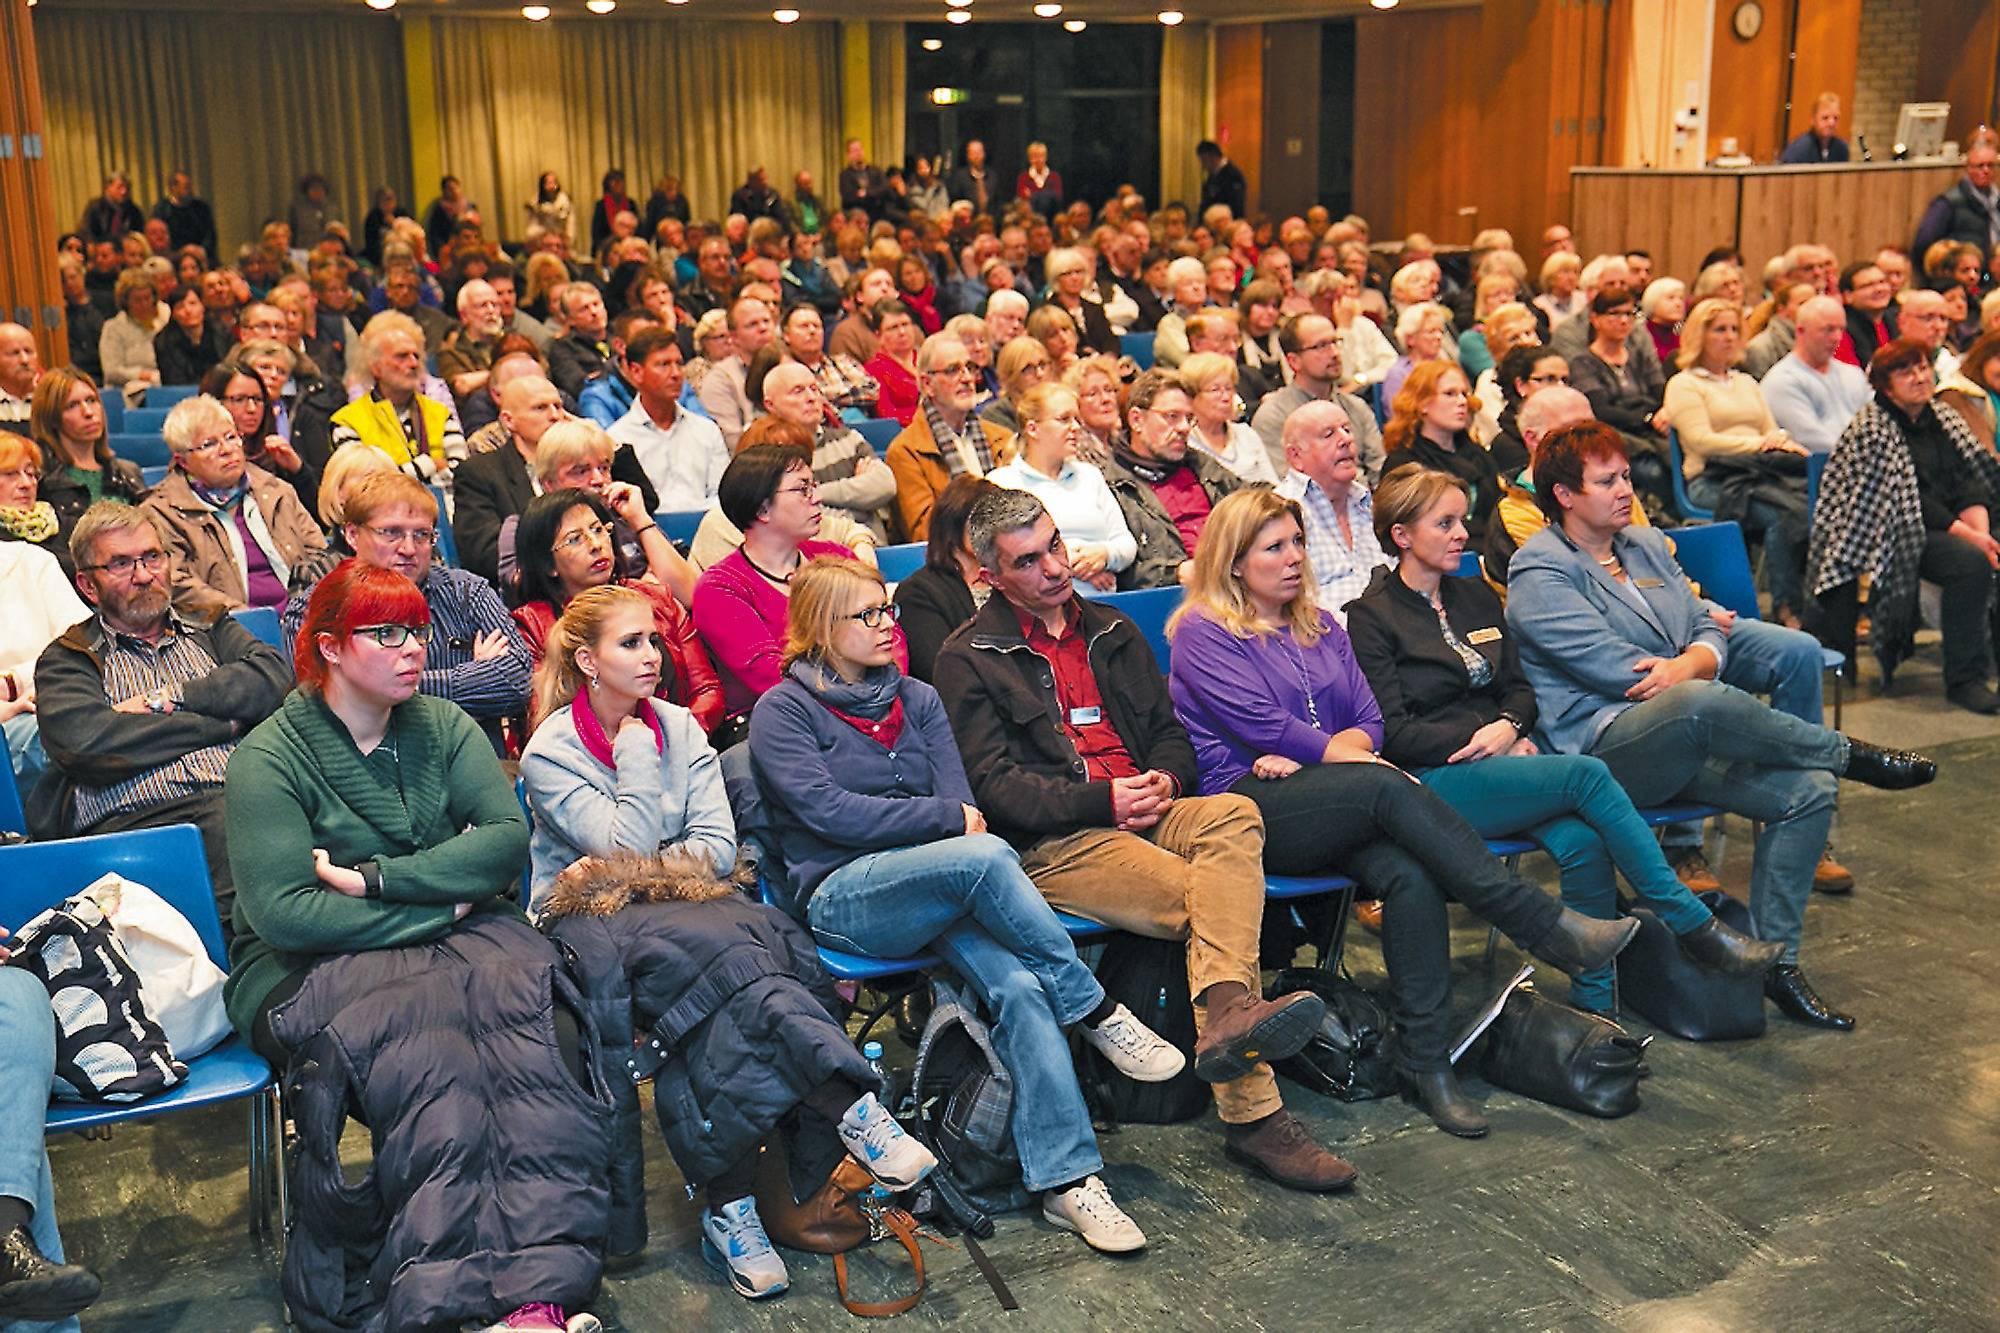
{"left": 375, "top": 706, "right": 531, "bottom": 907}
{"left": 225, "top": 739, "right": 460, "bottom": 956}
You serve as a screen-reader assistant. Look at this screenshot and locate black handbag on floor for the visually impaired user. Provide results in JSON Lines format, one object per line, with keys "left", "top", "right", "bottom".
{"left": 1263, "top": 967, "right": 1400, "bottom": 1102}
{"left": 1471, "top": 979, "right": 1649, "bottom": 1118}
{"left": 1082, "top": 934, "right": 1209, "bottom": 1124}
{"left": 1618, "top": 891, "right": 1768, "bottom": 1041}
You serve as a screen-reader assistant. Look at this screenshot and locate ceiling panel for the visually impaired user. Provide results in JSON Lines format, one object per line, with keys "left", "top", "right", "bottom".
{"left": 35, "top": 0, "right": 1475, "bottom": 22}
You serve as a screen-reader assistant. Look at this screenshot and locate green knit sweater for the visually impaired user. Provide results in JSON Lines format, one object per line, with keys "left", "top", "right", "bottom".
{"left": 221, "top": 689, "right": 529, "bottom": 1040}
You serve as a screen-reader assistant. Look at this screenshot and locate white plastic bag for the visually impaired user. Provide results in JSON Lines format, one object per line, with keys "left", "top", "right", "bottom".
{"left": 76, "top": 872, "right": 230, "bottom": 1061}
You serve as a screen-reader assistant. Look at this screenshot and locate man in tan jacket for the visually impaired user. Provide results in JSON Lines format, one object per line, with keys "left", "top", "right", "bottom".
{"left": 884, "top": 332, "right": 1013, "bottom": 541}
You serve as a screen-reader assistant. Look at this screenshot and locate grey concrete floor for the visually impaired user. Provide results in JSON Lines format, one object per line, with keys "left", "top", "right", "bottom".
{"left": 45, "top": 642, "right": 2000, "bottom": 1331}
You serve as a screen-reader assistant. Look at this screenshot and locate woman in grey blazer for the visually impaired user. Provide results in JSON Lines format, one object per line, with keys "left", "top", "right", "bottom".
{"left": 1505, "top": 422, "right": 1939, "bottom": 1032}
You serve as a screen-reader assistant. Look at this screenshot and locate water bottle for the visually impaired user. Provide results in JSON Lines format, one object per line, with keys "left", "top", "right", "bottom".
{"left": 862, "top": 1040, "right": 891, "bottom": 1095}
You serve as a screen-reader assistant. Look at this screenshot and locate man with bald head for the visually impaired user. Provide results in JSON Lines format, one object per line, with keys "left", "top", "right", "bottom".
{"left": 0, "top": 324, "right": 41, "bottom": 433}
{"left": 762, "top": 360, "right": 896, "bottom": 537}
{"left": 1251, "top": 314, "right": 1384, "bottom": 482}
{"left": 1895, "top": 288, "right": 1960, "bottom": 379}
{"left": 1275, "top": 399, "right": 1386, "bottom": 623}
{"left": 886, "top": 332, "right": 1014, "bottom": 541}
{"left": 1763, "top": 296, "right": 1870, "bottom": 454}
{"left": 452, "top": 369, "right": 573, "bottom": 586}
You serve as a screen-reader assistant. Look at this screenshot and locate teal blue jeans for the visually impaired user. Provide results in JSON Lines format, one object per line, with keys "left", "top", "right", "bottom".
{"left": 1420, "top": 752, "right": 1713, "bottom": 1011}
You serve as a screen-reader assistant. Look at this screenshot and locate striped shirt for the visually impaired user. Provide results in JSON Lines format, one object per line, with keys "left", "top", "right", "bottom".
{"left": 1277, "top": 470, "right": 1387, "bottom": 626}
{"left": 71, "top": 614, "right": 235, "bottom": 829}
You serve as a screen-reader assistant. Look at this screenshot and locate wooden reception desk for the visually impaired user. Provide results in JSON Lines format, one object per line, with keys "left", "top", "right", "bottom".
{"left": 1570, "top": 161, "right": 1964, "bottom": 284}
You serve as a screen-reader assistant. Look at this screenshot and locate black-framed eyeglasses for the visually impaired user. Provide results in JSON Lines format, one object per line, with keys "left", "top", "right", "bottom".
{"left": 352, "top": 623, "right": 433, "bottom": 648}
{"left": 844, "top": 603, "right": 901, "bottom": 628}
{"left": 80, "top": 549, "right": 168, "bottom": 578}
{"left": 775, "top": 479, "right": 820, "bottom": 500}
{"left": 1599, "top": 308, "right": 1638, "bottom": 320}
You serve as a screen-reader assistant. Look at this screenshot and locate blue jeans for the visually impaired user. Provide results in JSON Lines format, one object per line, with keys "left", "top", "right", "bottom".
{"left": 0, "top": 968, "right": 81, "bottom": 1333}
{"left": 5, "top": 711, "right": 46, "bottom": 793}
{"left": 1421, "top": 753, "right": 1714, "bottom": 1011}
{"left": 1591, "top": 680, "right": 1844, "bottom": 962}
{"left": 1659, "top": 616, "right": 1826, "bottom": 850}
{"left": 806, "top": 833, "right": 1104, "bottom": 1193}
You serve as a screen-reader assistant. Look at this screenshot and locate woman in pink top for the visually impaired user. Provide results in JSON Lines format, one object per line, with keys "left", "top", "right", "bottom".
{"left": 693, "top": 443, "right": 906, "bottom": 741}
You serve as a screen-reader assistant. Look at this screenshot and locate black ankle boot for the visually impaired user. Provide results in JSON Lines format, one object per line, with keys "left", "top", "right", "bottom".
{"left": 1401, "top": 1068, "right": 1489, "bottom": 1138}
{"left": 1531, "top": 909, "right": 1641, "bottom": 977}
{"left": 1764, "top": 964, "right": 1855, "bottom": 1031}
{"left": 1841, "top": 739, "right": 1937, "bottom": 790}
{"left": 1676, "top": 916, "right": 1785, "bottom": 976}
{"left": 0, "top": 1224, "right": 101, "bottom": 1324}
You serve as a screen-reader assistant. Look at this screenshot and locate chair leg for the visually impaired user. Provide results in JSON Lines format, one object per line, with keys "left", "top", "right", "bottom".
{"left": 1316, "top": 883, "right": 1358, "bottom": 973}
{"left": 246, "top": 1098, "right": 265, "bottom": 1246}
{"left": 1832, "top": 665, "right": 1843, "bottom": 731}
{"left": 270, "top": 1085, "right": 291, "bottom": 1264}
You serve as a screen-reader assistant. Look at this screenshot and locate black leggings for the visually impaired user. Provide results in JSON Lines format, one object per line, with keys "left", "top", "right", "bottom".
{"left": 705, "top": 1077, "right": 867, "bottom": 1208}
{"left": 1231, "top": 762, "right": 1565, "bottom": 1071}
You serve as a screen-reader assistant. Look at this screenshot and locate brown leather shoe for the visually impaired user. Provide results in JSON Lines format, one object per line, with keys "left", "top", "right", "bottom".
{"left": 1813, "top": 850, "right": 1855, "bottom": 895}
{"left": 1224, "top": 1110, "right": 1357, "bottom": 1192}
{"left": 1354, "top": 899, "right": 1383, "bottom": 935}
{"left": 1192, "top": 984, "right": 1325, "bottom": 1084}
{"left": 1666, "top": 847, "right": 1721, "bottom": 894}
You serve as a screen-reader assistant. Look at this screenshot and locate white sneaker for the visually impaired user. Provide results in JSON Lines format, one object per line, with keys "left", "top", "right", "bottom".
{"left": 701, "top": 1198, "right": 790, "bottom": 1299}
{"left": 1080, "top": 1004, "right": 1187, "bottom": 1083}
{"left": 837, "top": 1091, "right": 938, "bottom": 1190}
{"left": 1042, "top": 1176, "right": 1148, "bottom": 1254}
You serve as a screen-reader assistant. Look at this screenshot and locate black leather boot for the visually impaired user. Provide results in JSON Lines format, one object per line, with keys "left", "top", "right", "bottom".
{"left": 0, "top": 1223, "right": 101, "bottom": 1324}
{"left": 1841, "top": 739, "right": 1937, "bottom": 790}
{"left": 1764, "top": 963, "right": 1855, "bottom": 1031}
{"left": 1530, "top": 909, "right": 1641, "bottom": 977}
{"left": 1401, "top": 1068, "right": 1489, "bottom": 1138}
{"left": 1677, "top": 916, "right": 1785, "bottom": 976}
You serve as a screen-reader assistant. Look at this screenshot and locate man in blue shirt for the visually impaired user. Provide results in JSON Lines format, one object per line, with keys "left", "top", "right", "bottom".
{"left": 1778, "top": 93, "right": 1851, "bottom": 164}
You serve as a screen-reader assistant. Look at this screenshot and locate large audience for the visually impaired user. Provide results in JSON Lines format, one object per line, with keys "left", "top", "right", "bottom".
{"left": 0, "top": 118, "right": 1995, "bottom": 1331}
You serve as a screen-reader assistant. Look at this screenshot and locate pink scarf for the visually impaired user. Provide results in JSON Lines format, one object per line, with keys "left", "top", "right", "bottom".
{"left": 570, "top": 694, "right": 664, "bottom": 769}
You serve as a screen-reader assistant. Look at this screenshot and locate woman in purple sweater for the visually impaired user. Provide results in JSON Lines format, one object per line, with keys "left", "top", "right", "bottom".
{"left": 749, "top": 556, "right": 1181, "bottom": 1255}
{"left": 1166, "top": 489, "right": 1639, "bottom": 1138}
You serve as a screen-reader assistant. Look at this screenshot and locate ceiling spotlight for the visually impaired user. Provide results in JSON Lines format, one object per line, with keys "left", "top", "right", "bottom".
{"left": 1033, "top": 2, "right": 1062, "bottom": 15}
{"left": 1370, "top": 0, "right": 1398, "bottom": 8}
{"left": 945, "top": 0, "right": 972, "bottom": 7}
{"left": 364, "top": 0, "right": 396, "bottom": 9}
{"left": 586, "top": 0, "right": 616, "bottom": 10}
{"left": 773, "top": 6, "right": 799, "bottom": 19}
{"left": 1158, "top": 9, "right": 1185, "bottom": 25}
{"left": 666, "top": 0, "right": 689, "bottom": 5}
{"left": 1063, "top": 18, "right": 1085, "bottom": 30}
{"left": 522, "top": 3, "right": 550, "bottom": 17}
{"left": 920, "top": 37, "right": 944, "bottom": 50}
{"left": 946, "top": 8, "right": 971, "bottom": 21}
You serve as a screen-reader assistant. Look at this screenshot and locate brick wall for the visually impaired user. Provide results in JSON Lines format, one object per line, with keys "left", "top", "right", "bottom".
{"left": 1852, "top": 0, "right": 1921, "bottom": 153}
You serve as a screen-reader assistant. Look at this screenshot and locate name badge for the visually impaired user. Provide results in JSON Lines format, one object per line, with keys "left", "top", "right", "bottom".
{"left": 1466, "top": 627, "right": 1503, "bottom": 645}
{"left": 1634, "top": 577, "right": 1666, "bottom": 589}
{"left": 1069, "top": 706, "right": 1102, "bottom": 726}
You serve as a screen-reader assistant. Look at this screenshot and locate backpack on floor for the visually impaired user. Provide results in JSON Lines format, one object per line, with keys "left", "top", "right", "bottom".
{"left": 1263, "top": 967, "right": 1401, "bottom": 1102}
{"left": 1081, "top": 934, "right": 1210, "bottom": 1125}
{"left": 904, "top": 978, "right": 1033, "bottom": 1238}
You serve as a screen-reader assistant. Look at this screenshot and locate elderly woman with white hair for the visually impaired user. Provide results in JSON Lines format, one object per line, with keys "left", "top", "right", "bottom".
{"left": 1381, "top": 301, "right": 1453, "bottom": 407}
{"left": 1640, "top": 276, "right": 1687, "bottom": 368}
{"left": 1039, "top": 247, "right": 1120, "bottom": 356}
{"left": 142, "top": 394, "right": 326, "bottom": 617}
{"left": 1152, "top": 255, "right": 1213, "bottom": 371}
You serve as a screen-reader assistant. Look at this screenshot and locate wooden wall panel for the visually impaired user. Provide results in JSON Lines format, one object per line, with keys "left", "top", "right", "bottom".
{"left": 1787, "top": 0, "right": 1860, "bottom": 147}
{"left": 1258, "top": 20, "right": 1321, "bottom": 221}
{"left": 0, "top": 0, "right": 67, "bottom": 369}
{"left": 1706, "top": 0, "right": 1785, "bottom": 161}
{"left": 1212, "top": 24, "right": 1264, "bottom": 213}
{"left": 1916, "top": 0, "right": 2000, "bottom": 148}
{"left": 1571, "top": 169, "right": 1738, "bottom": 285}
{"left": 1737, "top": 162, "right": 1961, "bottom": 275}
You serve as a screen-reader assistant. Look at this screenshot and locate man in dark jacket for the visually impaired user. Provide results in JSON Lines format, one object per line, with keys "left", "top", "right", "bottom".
{"left": 1912, "top": 131, "right": 1999, "bottom": 259}
{"left": 454, "top": 371, "right": 569, "bottom": 588}
{"left": 35, "top": 503, "right": 290, "bottom": 934}
{"left": 932, "top": 486, "right": 1357, "bottom": 1195}
{"left": 545, "top": 284, "right": 615, "bottom": 400}
{"left": 79, "top": 173, "right": 143, "bottom": 245}
{"left": 151, "top": 170, "right": 219, "bottom": 258}
{"left": 1196, "top": 141, "right": 1248, "bottom": 221}
{"left": 1836, "top": 261, "right": 1899, "bottom": 368}
{"left": 1100, "top": 371, "right": 1245, "bottom": 589}
{"left": 728, "top": 166, "right": 789, "bottom": 226}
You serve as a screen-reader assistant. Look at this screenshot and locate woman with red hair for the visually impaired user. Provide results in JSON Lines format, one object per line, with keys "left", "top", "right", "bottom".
{"left": 1381, "top": 360, "right": 1503, "bottom": 545}
{"left": 223, "top": 558, "right": 611, "bottom": 1333}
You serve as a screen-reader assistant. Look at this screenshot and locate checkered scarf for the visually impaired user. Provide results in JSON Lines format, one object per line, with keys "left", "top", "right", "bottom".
{"left": 1807, "top": 397, "right": 2000, "bottom": 672}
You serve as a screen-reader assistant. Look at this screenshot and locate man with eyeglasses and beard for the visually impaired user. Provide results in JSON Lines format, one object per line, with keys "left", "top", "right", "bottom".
{"left": 33, "top": 502, "right": 291, "bottom": 935}
{"left": 282, "top": 472, "right": 530, "bottom": 755}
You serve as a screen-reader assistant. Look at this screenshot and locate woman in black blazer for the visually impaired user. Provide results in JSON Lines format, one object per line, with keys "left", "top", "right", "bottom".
{"left": 1344, "top": 465, "right": 1780, "bottom": 1020}
{"left": 892, "top": 475, "right": 997, "bottom": 682}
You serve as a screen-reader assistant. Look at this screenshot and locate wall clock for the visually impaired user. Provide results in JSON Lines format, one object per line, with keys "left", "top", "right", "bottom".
{"left": 1732, "top": 1, "right": 1763, "bottom": 40}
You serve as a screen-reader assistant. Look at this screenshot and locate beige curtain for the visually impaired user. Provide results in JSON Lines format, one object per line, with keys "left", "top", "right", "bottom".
{"left": 34, "top": 9, "right": 410, "bottom": 258}
{"left": 868, "top": 21, "right": 907, "bottom": 173}
{"left": 1158, "top": 22, "right": 1210, "bottom": 212}
{"left": 428, "top": 16, "right": 844, "bottom": 239}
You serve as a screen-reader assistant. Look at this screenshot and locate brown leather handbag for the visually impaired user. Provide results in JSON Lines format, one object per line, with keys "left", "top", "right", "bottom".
{"left": 752, "top": 1138, "right": 928, "bottom": 1318}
